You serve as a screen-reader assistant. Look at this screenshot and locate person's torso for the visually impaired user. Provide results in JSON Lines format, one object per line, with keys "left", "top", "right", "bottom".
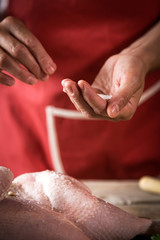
{"left": 0, "top": 0, "right": 159, "bottom": 179}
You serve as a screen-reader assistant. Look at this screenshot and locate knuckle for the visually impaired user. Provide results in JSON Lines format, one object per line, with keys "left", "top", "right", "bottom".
{"left": 11, "top": 43, "right": 26, "bottom": 56}
{"left": 1, "top": 16, "right": 16, "bottom": 25}
{"left": 25, "top": 36, "right": 37, "bottom": 48}
{"left": 1, "top": 16, "right": 25, "bottom": 33}
{"left": 15, "top": 69, "right": 23, "bottom": 79}
{"left": 16, "top": 70, "right": 29, "bottom": 83}
{"left": 30, "top": 64, "right": 39, "bottom": 75}
{"left": 18, "top": 68, "right": 28, "bottom": 79}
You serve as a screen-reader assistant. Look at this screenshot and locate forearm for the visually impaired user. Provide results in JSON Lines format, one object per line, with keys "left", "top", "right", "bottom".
{"left": 122, "top": 21, "right": 160, "bottom": 74}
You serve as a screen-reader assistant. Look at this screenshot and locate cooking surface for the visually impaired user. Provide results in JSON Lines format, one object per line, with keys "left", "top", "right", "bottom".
{"left": 83, "top": 180, "right": 160, "bottom": 220}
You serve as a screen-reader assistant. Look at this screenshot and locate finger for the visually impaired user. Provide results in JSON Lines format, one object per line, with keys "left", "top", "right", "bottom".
{"left": 110, "top": 102, "right": 134, "bottom": 121}
{"left": 0, "top": 29, "right": 47, "bottom": 80}
{"left": 1, "top": 16, "right": 56, "bottom": 75}
{"left": 62, "top": 79, "right": 98, "bottom": 118}
{"left": 62, "top": 79, "right": 113, "bottom": 120}
{"left": 77, "top": 80, "right": 108, "bottom": 116}
{"left": 107, "top": 92, "right": 130, "bottom": 118}
{"left": 0, "top": 48, "right": 38, "bottom": 84}
{"left": 107, "top": 89, "right": 141, "bottom": 120}
{"left": 62, "top": 79, "right": 131, "bottom": 121}
{"left": 0, "top": 71, "right": 15, "bottom": 86}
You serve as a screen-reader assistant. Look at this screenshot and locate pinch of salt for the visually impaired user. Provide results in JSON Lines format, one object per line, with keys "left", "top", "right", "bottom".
{"left": 97, "top": 94, "right": 112, "bottom": 100}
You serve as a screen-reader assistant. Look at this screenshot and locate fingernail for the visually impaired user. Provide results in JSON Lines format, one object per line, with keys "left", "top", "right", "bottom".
{"left": 28, "top": 77, "right": 38, "bottom": 85}
{"left": 111, "top": 104, "right": 119, "bottom": 114}
{"left": 78, "top": 81, "right": 84, "bottom": 90}
{"left": 61, "top": 79, "right": 67, "bottom": 86}
{"left": 46, "top": 63, "right": 56, "bottom": 74}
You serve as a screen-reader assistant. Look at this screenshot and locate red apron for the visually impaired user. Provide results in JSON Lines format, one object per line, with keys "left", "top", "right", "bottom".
{"left": 0, "top": 0, "right": 160, "bottom": 179}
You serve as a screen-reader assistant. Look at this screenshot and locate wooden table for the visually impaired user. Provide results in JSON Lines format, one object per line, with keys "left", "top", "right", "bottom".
{"left": 83, "top": 180, "right": 160, "bottom": 223}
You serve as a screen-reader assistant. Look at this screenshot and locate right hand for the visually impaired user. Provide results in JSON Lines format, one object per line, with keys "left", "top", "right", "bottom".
{"left": 0, "top": 16, "right": 56, "bottom": 86}
{"left": 62, "top": 52, "right": 146, "bottom": 121}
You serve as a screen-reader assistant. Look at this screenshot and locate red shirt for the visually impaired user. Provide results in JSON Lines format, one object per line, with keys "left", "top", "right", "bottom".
{"left": 0, "top": 0, "right": 160, "bottom": 179}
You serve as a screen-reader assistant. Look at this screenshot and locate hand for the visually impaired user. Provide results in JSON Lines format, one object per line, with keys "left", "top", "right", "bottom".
{"left": 62, "top": 21, "right": 160, "bottom": 121}
{"left": 62, "top": 53, "right": 146, "bottom": 121}
{"left": 0, "top": 16, "right": 56, "bottom": 86}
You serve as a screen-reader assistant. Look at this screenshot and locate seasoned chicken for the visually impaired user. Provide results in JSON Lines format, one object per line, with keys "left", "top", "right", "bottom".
{"left": 0, "top": 167, "right": 152, "bottom": 240}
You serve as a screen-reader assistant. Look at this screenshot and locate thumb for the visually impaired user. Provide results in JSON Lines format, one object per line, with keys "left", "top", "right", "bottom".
{"left": 107, "top": 90, "right": 133, "bottom": 118}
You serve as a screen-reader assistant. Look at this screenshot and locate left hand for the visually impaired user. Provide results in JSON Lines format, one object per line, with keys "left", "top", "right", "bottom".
{"left": 62, "top": 52, "right": 146, "bottom": 121}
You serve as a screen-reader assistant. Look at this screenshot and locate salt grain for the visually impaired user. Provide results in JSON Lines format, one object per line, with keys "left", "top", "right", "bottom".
{"left": 97, "top": 94, "right": 112, "bottom": 100}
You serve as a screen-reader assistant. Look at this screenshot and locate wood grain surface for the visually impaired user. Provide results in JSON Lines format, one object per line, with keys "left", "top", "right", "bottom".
{"left": 83, "top": 180, "right": 160, "bottom": 220}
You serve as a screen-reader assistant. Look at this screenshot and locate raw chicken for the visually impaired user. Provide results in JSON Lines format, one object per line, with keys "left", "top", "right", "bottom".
{"left": 0, "top": 167, "right": 152, "bottom": 240}
{"left": 0, "top": 198, "right": 90, "bottom": 240}
{"left": 0, "top": 166, "right": 13, "bottom": 201}
{"left": 0, "top": 167, "right": 89, "bottom": 240}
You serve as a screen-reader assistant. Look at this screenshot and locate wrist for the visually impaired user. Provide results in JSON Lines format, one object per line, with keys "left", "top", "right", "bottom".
{"left": 121, "top": 21, "right": 160, "bottom": 74}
